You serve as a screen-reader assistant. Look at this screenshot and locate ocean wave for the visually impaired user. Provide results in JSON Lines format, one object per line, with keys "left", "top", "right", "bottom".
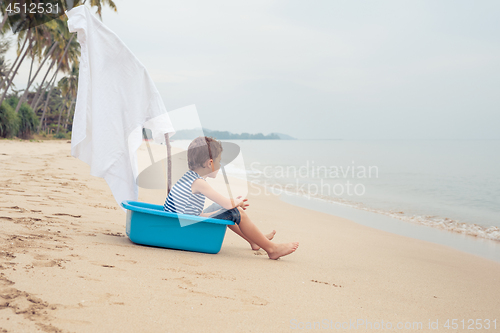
{"left": 253, "top": 180, "right": 500, "bottom": 242}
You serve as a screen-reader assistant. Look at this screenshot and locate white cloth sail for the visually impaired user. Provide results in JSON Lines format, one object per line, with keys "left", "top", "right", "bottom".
{"left": 66, "top": 5, "right": 175, "bottom": 210}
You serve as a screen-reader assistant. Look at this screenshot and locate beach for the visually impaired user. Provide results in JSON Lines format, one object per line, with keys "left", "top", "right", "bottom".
{"left": 1, "top": 139, "right": 500, "bottom": 332}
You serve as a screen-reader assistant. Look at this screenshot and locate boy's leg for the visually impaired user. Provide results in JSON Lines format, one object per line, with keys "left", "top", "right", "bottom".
{"left": 227, "top": 224, "right": 276, "bottom": 250}
{"left": 236, "top": 207, "right": 298, "bottom": 260}
{"left": 208, "top": 203, "right": 275, "bottom": 250}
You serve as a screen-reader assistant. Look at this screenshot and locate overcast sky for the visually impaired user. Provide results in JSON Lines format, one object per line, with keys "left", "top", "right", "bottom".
{"left": 8, "top": 0, "right": 500, "bottom": 140}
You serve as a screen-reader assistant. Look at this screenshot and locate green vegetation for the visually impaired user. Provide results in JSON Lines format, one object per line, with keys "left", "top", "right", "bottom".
{"left": 17, "top": 100, "right": 39, "bottom": 139}
{"left": 0, "top": 100, "right": 18, "bottom": 137}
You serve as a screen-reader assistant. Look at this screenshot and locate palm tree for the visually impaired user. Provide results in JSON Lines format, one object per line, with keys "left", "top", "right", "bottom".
{"left": 54, "top": 98, "right": 65, "bottom": 135}
{"left": 0, "top": 30, "right": 28, "bottom": 92}
{"left": 1, "top": 0, "right": 118, "bottom": 132}
{"left": 0, "top": 34, "right": 11, "bottom": 89}
{"left": 35, "top": 27, "right": 79, "bottom": 132}
{"left": 35, "top": 1, "right": 118, "bottom": 133}
{"left": 0, "top": 0, "right": 42, "bottom": 103}
{"left": 37, "top": 68, "right": 59, "bottom": 133}
{"left": 0, "top": 1, "right": 12, "bottom": 32}
{"left": 14, "top": 20, "right": 59, "bottom": 113}
{"left": 64, "top": 96, "right": 75, "bottom": 131}
{"left": 0, "top": 11, "right": 8, "bottom": 32}
{"left": 76, "top": 0, "right": 118, "bottom": 19}
{"left": 30, "top": 18, "right": 77, "bottom": 111}
{"left": 0, "top": 29, "right": 33, "bottom": 105}
{"left": 58, "top": 62, "right": 78, "bottom": 131}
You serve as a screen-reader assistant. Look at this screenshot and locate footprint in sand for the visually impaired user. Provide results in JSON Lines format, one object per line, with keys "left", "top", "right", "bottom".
{"left": 5, "top": 206, "right": 28, "bottom": 213}
{"left": 103, "top": 232, "right": 124, "bottom": 237}
{"left": 89, "top": 262, "right": 125, "bottom": 271}
{"left": 53, "top": 213, "right": 81, "bottom": 218}
{"left": 0, "top": 153, "right": 11, "bottom": 161}
{"left": 33, "top": 254, "right": 49, "bottom": 260}
{"left": 242, "top": 295, "right": 269, "bottom": 306}
{"left": 174, "top": 276, "right": 197, "bottom": 287}
{"left": 235, "top": 289, "right": 269, "bottom": 306}
{"left": 311, "top": 279, "right": 342, "bottom": 287}
{"left": 0, "top": 285, "right": 60, "bottom": 330}
{"left": 119, "top": 259, "right": 137, "bottom": 264}
{"left": 77, "top": 275, "right": 101, "bottom": 282}
{"left": 0, "top": 251, "right": 16, "bottom": 259}
{"left": 32, "top": 260, "right": 61, "bottom": 268}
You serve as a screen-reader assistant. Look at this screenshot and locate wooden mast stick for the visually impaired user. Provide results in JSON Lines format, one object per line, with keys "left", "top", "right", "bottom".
{"left": 220, "top": 165, "right": 235, "bottom": 208}
{"left": 164, "top": 133, "right": 172, "bottom": 195}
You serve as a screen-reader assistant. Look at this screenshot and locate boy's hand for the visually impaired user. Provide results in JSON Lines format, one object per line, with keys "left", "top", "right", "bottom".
{"left": 235, "top": 196, "right": 249, "bottom": 210}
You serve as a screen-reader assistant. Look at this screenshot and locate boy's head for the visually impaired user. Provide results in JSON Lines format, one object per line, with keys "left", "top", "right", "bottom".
{"left": 187, "top": 136, "right": 223, "bottom": 171}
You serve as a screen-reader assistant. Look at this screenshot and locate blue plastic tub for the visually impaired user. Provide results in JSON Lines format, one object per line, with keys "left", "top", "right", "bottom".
{"left": 121, "top": 200, "right": 235, "bottom": 254}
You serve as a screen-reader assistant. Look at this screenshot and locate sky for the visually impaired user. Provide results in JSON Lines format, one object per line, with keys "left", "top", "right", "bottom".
{"left": 7, "top": 0, "right": 500, "bottom": 140}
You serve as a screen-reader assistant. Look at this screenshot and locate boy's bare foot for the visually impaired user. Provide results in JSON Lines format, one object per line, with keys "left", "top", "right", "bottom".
{"left": 251, "top": 230, "right": 276, "bottom": 250}
{"left": 267, "top": 242, "right": 299, "bottom": 260}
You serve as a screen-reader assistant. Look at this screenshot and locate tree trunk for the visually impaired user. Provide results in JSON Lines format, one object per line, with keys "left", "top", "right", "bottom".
{"left": 14, "top": 41, "right": 35, "bottom": 112}
{"left": 27, "top": 45, "right": 34, "bottom": 85}
{"left": 29, "top": 58, "right": 56, "bottom": 108}
{"left": 0, "top": 31, "right": 28, "bottom": 91}
{"left": 0, "top": 12, "right": 9, "bottom": 34}
{"left": 37, "top": 70, "right": 59, "bottom": 133}
{"left": 56, "top": 103, "right": 64, "bottom": 135}
{"left": 15, "top": 41, "right": 59, "bottom": 113}
{"left": 33, "top": 64, "right": 59, "bottom": 115}
{"left": 0, "top": 30, "right": 32, "bottom": 105}
{"left": 0, "top": 30, "right": 33, "bottom": 105}
{"left": 32, "top": 34, "right": 74, "bottom": 114}
{"left": 63, "top": 97, "right": 75, "bottom": 131}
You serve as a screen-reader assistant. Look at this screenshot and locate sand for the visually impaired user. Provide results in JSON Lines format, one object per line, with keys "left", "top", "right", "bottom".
{"left": 1, "top": 139, "right": 499, "bottom": 333}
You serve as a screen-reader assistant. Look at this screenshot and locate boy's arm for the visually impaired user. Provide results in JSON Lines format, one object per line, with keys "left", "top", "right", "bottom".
{"left": 192, "top": 179, "right": 245, "bottom": 210}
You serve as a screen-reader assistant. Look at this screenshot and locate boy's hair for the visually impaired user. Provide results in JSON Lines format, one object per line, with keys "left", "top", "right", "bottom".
{"left": 187, "top": 136, "right": 223, "bottom": 170}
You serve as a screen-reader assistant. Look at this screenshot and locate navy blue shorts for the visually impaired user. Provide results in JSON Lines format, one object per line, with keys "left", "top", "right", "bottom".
{"left": 203, "top": 203, "right": 241, "bottom": 225}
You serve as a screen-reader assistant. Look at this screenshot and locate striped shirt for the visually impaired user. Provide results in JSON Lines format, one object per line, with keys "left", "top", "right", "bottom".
{"left": 163, "top": 170, "right": 206, "bottom": 215}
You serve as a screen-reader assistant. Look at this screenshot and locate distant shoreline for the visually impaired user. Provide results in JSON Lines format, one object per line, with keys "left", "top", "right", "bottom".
{"left": 143, "top": 128, "right": 297, "bottom": 140}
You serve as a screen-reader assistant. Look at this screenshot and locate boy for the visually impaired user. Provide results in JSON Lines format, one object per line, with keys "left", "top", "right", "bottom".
{"left": 164, "top": 136, "right": 299, "bottom": 260}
